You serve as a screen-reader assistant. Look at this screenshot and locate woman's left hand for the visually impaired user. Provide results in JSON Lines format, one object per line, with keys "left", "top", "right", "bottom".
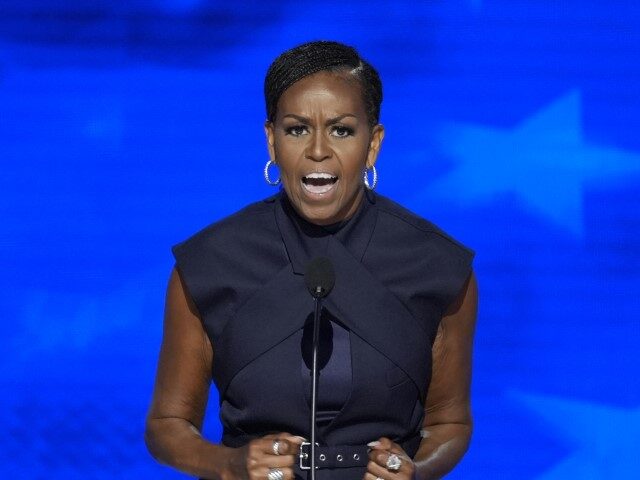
{"left": 364, "top": 437, "right": 417, "bottom": 480}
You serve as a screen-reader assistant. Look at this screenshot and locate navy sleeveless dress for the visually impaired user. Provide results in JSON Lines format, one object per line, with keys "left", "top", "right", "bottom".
{"left": 171, "top": 189, "right": 474, "bottom": 479}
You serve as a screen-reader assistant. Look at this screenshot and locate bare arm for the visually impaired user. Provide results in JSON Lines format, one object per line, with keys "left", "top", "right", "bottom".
{"left": 413, "top": 270, "right": 478, "bottom": 479}
{"left": 145, "top": 266, "right": 237, "bottom": 479}
{"left": 145, "top": 267, "right": 302, "bottom": 480}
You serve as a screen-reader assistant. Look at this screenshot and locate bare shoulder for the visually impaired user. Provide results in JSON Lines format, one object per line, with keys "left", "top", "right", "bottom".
{"left": 166, "top": 266, "right": 205, "bottom": 327}
{"left": 146, "top": 266, "right": 213, "bottom": 428}
{"left": 424, "top": 270, "right": 478, "bottom": 426}
{"left": 441, "top": 270, "right": 478, "bottom": 331}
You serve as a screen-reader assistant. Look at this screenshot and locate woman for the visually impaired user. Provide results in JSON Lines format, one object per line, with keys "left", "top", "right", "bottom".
{"left": 145, "top": 41, "right": 478, "bottom": 480}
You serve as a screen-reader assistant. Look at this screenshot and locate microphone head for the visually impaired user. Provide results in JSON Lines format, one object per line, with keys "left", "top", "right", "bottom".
{"left": 304, "top": 257, "right": 335, "bottom": 298}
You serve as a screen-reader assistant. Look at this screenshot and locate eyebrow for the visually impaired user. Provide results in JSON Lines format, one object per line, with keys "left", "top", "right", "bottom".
{"left": 282, "top": 113, "right": 357, "bottom": 125}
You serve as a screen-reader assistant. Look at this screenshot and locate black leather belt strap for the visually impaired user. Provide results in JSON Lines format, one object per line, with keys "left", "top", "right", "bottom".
{"left": 298, "top": 432, "right": 422, "bottom": 470}
{"left": 299, "top": 443, "right": 369, "bottom": 470}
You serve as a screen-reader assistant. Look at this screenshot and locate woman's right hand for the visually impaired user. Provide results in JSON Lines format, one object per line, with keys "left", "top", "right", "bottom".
{"left": 223, "top": 432, "right": 305, "bottom": 480}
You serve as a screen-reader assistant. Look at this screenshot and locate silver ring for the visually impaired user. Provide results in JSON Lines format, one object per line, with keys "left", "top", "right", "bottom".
{"left": 272, "top": 440, "right": 281, "bottom": 455}
{"left": 376, "top": 477, "right": 384, "bottom": 480}
{"left": 386, "top": 452, "right": 402, "bottom": 471}
{"left": 267, "top": 468, "right": 284, "bottom": 480}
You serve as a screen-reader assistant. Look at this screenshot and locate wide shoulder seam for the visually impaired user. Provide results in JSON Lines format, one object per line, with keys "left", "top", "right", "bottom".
{"left": 175, "top": 195, "right": 278, "bottom": 244}
{"left": 209, "top": 197, "right": 275, "bottom": 228}
{"left": 375, "top": 198, "right": 474, "bottom": 256}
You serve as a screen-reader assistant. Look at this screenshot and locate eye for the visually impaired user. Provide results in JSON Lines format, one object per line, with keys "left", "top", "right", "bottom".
{"left": 331, "top": 125, "right": 354, "bottom": 138}
{"left": 285, "top": 125, "right": 309, "bottom": 137}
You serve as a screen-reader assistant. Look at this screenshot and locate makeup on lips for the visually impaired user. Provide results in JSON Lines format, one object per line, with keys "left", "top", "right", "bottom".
{"left": 301, "top": 172, "right": 339, "bottom": 196}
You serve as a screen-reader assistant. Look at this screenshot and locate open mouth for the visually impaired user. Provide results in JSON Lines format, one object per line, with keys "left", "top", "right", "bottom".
{"left": 301, "top": 172, "right": 339, "bottom": 195}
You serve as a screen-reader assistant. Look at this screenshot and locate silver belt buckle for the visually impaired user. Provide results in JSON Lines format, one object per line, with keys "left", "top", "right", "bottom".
{"left": 299, "top": 441, "right": 319, "bottom": 470}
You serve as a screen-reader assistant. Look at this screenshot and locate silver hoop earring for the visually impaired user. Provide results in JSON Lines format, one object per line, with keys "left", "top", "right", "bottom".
{"left": 363, "top": 165, "right": 378, "bottom": 190}
{"left": 264, "top": 159, "right": 281, "bottom": 186}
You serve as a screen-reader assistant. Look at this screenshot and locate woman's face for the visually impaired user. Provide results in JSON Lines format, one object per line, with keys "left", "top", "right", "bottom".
{"left": 265, "top": 70, "right": 384, "bottom": 226}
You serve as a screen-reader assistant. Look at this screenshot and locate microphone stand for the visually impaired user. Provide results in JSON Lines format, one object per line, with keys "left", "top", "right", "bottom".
{"left": 309, "top": 286, "right": 323, "bottom": 480}
{"left": 303, "top": 256, "right": 334, "bottom": 480}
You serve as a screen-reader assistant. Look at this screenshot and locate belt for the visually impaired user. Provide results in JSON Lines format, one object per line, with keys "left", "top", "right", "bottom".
{"left": 299, "top": 442, "right": 369, "bottom": 470}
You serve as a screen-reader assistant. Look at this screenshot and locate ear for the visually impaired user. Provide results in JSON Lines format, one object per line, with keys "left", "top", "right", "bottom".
{"left": 264, "top": 120, "right": 276, "bottom": 164}
{"left": 366, "top": 124, "right": 385, "bottom": 169}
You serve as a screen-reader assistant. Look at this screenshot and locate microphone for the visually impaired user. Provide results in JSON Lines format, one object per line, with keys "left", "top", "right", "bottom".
{"left": 305, "top": 257, "right": 335, "bottom": 299}
{"left": 303, "top": 257, "right": 335, "bottom": 480}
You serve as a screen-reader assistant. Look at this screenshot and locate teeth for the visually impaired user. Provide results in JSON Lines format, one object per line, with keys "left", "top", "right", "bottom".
{"left": 304, "top": 172, "right": 337, "bottom": 180}
{"left": 301, "top": 172, "right": 339, "bottom": 195}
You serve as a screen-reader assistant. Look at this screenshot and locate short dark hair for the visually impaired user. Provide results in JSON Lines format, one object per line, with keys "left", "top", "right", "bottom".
{"left": 264, "top": 40, "right": 383, "bottom": 128}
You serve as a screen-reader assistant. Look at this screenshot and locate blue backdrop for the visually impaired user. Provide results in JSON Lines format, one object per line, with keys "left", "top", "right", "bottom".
{"left": 1, "top": 1, "right": 639, "bottom": 478}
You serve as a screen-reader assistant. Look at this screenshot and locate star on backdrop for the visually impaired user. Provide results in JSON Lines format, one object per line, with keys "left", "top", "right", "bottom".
{"left": 510, "top": 390, "right": 640, "bottom": 478}
{"left": 421, "top": 90, "right": 640, "bottom": 235}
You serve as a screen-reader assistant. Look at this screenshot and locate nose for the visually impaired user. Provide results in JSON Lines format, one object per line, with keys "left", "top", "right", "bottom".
{"left": 305, "top": 130, "right": 332, "bottom": 162}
